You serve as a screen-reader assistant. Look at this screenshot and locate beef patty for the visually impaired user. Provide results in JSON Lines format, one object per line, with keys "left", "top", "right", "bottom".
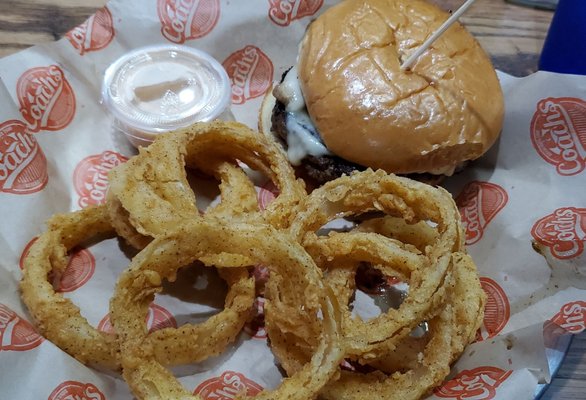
{"left": 270, "top": 98, "right": 363, "bottom": 184}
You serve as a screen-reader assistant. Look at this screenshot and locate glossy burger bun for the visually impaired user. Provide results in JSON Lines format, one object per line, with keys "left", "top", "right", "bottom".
{"left": 297, "top": 0, "right": 505, "bottom": 175}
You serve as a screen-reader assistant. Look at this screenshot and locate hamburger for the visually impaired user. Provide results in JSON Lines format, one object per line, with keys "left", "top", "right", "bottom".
{"left": 259, "top": 0, "right": 505, "bottom": 184}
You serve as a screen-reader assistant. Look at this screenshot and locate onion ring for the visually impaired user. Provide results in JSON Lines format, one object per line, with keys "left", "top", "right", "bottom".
{"left": 21, "top": 205, "right": 118, "bottom": 369}
{"left": 106, "top": 160, "right": 260, "bottom": 250}
{"left": 264, "top": 169, "right": 483, "bottom": 399}
{"left": 107, "top": 121, "right": 306, "bottom": 247}
{"left": 287, "top": 169, "right": 464, "bottom": 358}
{"left": 20, "top": 205, "right": 255, "bottom": 370}
{"left": 109, "top": 219, "right": 343, "bottom": 400}
{"left": 320, "top": 252, "right": 485, "bottom": 400}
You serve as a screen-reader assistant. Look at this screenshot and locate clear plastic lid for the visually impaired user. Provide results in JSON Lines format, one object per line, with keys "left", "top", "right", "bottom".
{"left": 102, "top": 45, "right": 231, "bottom": 133}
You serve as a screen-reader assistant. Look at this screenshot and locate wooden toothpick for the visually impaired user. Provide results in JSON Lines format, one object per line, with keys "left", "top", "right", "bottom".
{"left": 401, "top": 0, "right": 479, "bottom": 70}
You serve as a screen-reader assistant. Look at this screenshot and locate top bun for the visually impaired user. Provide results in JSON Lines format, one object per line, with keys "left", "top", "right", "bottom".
{"left": 297, "top": 0, "right": 504, "bottom": 175}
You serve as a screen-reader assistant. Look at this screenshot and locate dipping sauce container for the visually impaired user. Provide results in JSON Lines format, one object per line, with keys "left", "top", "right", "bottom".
{"left": 102, "top": 45, "right": 232, "bottom": 147}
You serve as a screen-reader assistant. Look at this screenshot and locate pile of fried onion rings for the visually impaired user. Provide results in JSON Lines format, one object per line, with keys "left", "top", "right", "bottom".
{"left": 20, "top": 121, "right": 485, "bottom": 400}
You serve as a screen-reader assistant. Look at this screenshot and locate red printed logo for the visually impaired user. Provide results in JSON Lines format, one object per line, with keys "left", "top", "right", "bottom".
{"left": 18, "top": 238, "right": 36, "bottom": 271}
{"left": 456, "top": 181, "right": 508, "bottom": 245}
{"left": 531, "top": 207, "right": 586, "bottom": 260}
{"left": 435, "top": 367, "right": 512, "bottom": 400}
{"left": 98, "top": 303, "right": 177, "bottom": 333}
{"left": 66, "top": 7, "right": 114, "bottom": 55}
{"left": 17, "top": 65, "right": 76, "bottom": 132}
{"left": 158, "top": 0, "right": 220, "bottom": 43}
{"left": 20, "top": 238, "right": 96, "bottom": 292}
{"left": 48, "top": 381, "right": 105, "bottom": 400}
{"left": 551, "top": 301, "right": 586, "bottom": 334}
{"left": 58, "top": 248, "right": 95, "bottom": 292}
{"left": 0, "top": 304, "right": 43, "bottom": 351}
{"left": 73, "top": 151, "right": 127, "bottom": 208}
{"left": 0, "top": 120, "right": 48, "bottom": 194}
{"left": 531, "top": 97, "right": 586, "bottom": 176}
{"left": 268, "top": 0, "right": 324, "bottom": 26}
{"left": 194, "top": 371, "right": 264, "bottom": 399}
{"left": 257, "top": 181, "right": 279, "bottom": 210}
{"left": 223, "top": 46, "right": 274, "bottom": 105}
{"left": 476, "top": 277, "right": 510, "bottom": 341}
{"left": 244, "top": 296, "right": 267, "bottom": 339}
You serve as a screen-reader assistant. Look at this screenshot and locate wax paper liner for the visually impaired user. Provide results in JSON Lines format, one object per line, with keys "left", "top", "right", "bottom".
{"left": 0, "top": 1, "right": 585, "bottom": 399}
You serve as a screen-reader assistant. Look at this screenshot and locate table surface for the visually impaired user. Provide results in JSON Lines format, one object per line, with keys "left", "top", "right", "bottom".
{"left": 0, "top": 0, "right": 584, "bottom": 399}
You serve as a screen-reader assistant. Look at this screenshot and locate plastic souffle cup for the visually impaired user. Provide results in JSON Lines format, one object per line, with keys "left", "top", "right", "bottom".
{"left": 102, "top": 44, "right": 233, "bottom": 148}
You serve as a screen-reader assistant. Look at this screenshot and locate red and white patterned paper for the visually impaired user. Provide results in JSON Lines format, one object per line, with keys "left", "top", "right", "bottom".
{"left": 0, "top": 1, "right": 584, "bottom": 399}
